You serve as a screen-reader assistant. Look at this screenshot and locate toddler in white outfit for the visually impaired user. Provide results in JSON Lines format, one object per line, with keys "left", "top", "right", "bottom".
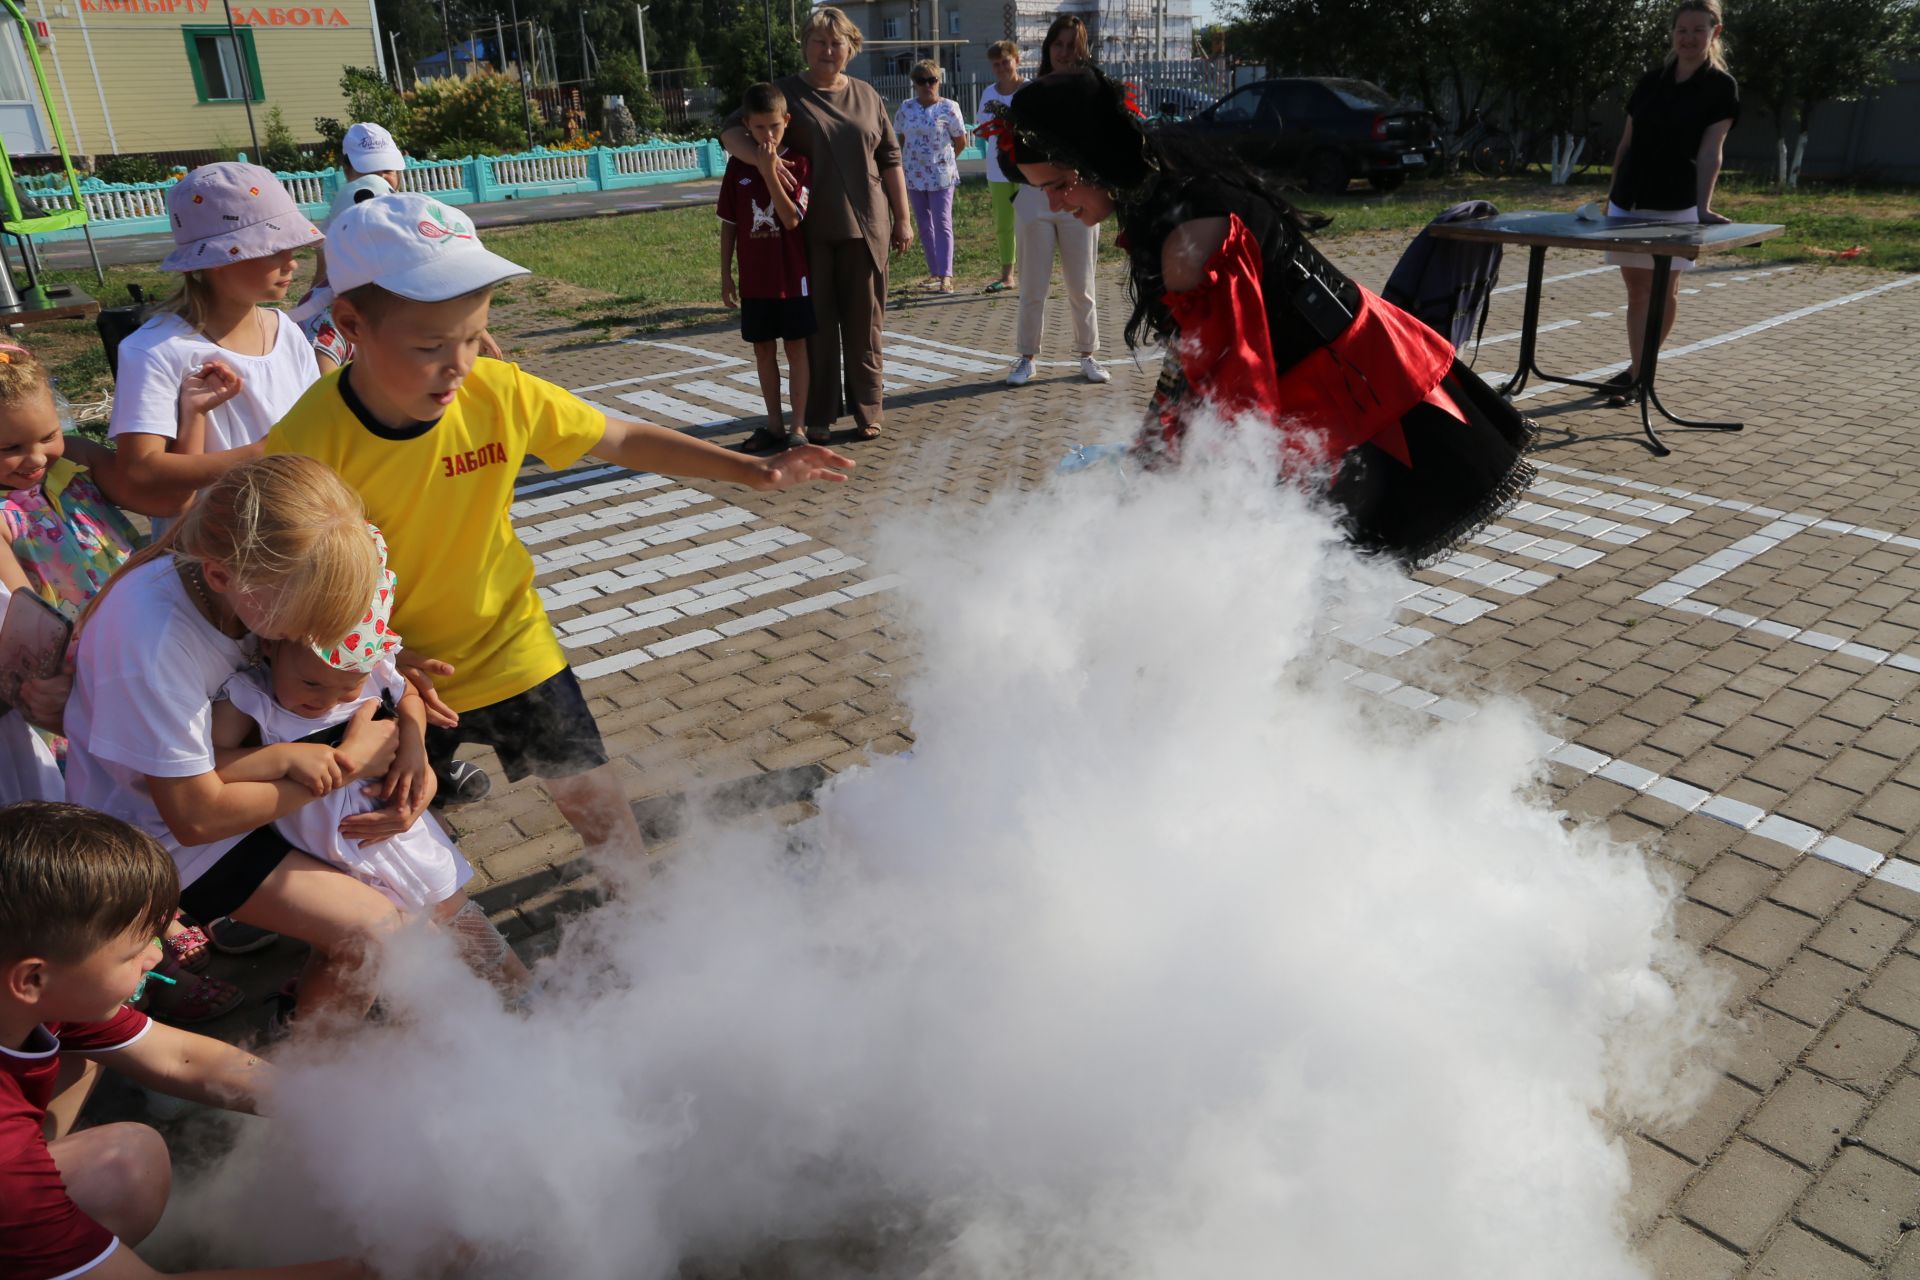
{"left": 211, "top": 526, "right": 526, "bottom": 991}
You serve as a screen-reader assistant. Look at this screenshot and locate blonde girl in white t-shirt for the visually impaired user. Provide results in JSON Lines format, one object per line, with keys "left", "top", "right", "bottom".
{"left": 108, "top": 162, "right": 323, "bottom": 516}
{"left": 67, "top": 455, "right": 420, "bottom": 1029}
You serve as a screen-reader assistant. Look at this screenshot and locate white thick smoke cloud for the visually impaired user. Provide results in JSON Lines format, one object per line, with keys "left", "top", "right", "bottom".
{"left": 162, "top": 423, "right": 1725, "bottom": 1278}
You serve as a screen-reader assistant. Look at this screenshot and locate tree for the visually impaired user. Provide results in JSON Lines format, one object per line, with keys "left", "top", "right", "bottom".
{"left": 314, "top": 65, "right": 412, "bottom": 157}
{"left": 261, "top": 106, "right": 306, "bottom": 171}
{"left": 409, "top": 70, "right": 534, "bottom": 155}
{"left": 1471, "top": 0, "right": 1661, "bottom": 181}
{"left": 707, "top": 3, "right": 802, "bottom": 118}
{"left": 1733, "top": 0, "right": 1919, "bottom": 190}
{"left": 590, "top": 49, "right": 667, "bottom": 137}
{"left": 1230, "top": 0, "right": 1497, "bottom": 126}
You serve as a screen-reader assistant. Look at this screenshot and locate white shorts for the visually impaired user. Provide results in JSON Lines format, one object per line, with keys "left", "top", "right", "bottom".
{"left": 1603, "top": 201, "right": 1699, "bottom": 272}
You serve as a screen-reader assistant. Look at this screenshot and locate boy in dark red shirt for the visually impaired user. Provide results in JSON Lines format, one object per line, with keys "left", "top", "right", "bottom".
{"left": 0, "top": 803, "right": 368, "bottom": 1280}
{"left": 719, "top": 81, "right": 815, "bottom": 453}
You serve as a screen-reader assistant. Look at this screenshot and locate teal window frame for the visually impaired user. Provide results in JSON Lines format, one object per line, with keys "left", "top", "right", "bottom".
{"left": 183, "top": 25, "right": 265, "bottom": 104}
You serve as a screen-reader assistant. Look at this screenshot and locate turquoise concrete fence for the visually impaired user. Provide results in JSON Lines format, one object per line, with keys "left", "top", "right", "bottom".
{"left": 14, "top": 136, "right": 988, "bottom": 242}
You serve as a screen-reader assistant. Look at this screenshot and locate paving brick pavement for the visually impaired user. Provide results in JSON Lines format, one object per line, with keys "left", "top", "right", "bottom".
{"left": 439, "top": 231, "right": 1920, "bottom": 1275}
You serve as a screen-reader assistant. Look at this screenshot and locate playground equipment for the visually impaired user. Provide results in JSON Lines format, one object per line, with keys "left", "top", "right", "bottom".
{"left": 0, "top": 0, "right": 102, "bottom": 323}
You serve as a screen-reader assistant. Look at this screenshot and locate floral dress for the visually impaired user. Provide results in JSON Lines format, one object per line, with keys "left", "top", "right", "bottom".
{"left": 893, "top": 98, "right": 967, "bottom": 191}
{"left": 2, "top": 457, "right": 142, "bottom": 620}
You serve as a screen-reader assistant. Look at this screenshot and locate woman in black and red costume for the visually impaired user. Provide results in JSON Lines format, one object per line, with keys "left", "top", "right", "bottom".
{"left": 990, "top": 68, "right": 1535, "bottom": 564}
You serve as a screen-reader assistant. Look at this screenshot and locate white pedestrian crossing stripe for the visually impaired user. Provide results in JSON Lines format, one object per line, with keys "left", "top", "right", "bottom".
{"left": 515, "top": 464, "right": 899, "bottom": 683}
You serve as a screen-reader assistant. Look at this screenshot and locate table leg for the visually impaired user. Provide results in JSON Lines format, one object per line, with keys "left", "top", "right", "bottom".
{"left": 1631, "top": 255, "right": 1743, "bottom": 456}
{"left": 1498, "top": 245, "right": 1548, "bottom": 398}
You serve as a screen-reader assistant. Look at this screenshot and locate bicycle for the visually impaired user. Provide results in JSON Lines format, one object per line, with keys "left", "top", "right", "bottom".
{"left": 1436, "top": 108, "right": 1520, "bottom": 178}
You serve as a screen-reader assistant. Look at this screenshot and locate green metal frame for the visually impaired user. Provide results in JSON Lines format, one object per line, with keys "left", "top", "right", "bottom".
{"left": 181, "top": 24, "right": 265, "bottom": 105}
{"left": 0, "top": 0, "right": 87, "bottom": 235}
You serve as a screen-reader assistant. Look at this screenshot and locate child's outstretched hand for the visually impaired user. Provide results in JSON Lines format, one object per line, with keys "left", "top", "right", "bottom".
{"left": 750, "top": 443, "right": 855, "bottom": 490}
{"left": 180, "top": 358, "right": 244, "bottom": 418}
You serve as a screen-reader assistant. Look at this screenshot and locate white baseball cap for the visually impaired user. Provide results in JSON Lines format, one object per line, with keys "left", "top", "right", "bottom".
{"left": 325, "top": 193, "right": 529, "bottom": 301}
{"left": 342, "top": 121, "right": 405, "bottom": 173}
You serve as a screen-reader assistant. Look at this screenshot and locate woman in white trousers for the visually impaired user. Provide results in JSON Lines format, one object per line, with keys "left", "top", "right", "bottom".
{"left": 1004, "top": 15, "right": 1108, "bottom": 387}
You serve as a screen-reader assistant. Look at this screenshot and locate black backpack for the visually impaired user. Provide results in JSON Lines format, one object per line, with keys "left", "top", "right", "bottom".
{"left": 1381, "top": 200, "right": 1502, "bottom": 360}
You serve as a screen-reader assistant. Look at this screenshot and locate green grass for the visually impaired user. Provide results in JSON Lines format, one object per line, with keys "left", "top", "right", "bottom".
{"left": 20, "top": 169, "right": 1917, "bottom": 411}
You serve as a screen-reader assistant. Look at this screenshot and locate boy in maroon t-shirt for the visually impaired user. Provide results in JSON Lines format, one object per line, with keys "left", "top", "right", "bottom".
{"left": 719, "top": 81, "right": 816, "bottom": 454}
{"left": 0, "top": 803, "right": 369, "bottom": 1280}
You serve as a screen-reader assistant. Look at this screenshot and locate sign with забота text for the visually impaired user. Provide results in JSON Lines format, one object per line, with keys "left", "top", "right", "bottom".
{"left": 78, "top": 0, "right": 352, "bottom": 23}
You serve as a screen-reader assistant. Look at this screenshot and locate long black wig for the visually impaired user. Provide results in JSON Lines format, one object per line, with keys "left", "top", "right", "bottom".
{"left": 992, "top": 68, "right": 1331, "bottom": 350}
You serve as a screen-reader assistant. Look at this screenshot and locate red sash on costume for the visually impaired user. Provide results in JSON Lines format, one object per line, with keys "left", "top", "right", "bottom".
{"left": 1155, "top": 215, "right": 1459, "bottom": 470}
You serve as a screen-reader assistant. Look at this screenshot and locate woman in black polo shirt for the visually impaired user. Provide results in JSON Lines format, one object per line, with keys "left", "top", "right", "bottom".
{"left": 1603, "top": 0, "right": 1739, "bottom": 404}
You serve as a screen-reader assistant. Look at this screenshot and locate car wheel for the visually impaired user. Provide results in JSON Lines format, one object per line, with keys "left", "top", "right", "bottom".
{"left": 1367, "top": 172, "right": 1406, "bottom": 193}
{"left": 1306, "top": 152, "right": 1349, "bottom": 195}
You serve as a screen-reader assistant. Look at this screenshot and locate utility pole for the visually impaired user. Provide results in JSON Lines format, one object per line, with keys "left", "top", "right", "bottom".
{"left": 635, "top": 3, "right": 649, "bottom": 76}
{"left": 219, "top": 0, "right": 260, "bottom": 157}
{"left": 763, "top": 0, "right": 773, "bottom": 79}
{"left": 493, "top": 12, "right": 506, "bottom": 80}
{"left": 507, "top": 0, "right": 535, "bottom": 144}
{"left": 578, "top": 10, "right": 593, "bottom": 81}
{"left": 389, "top": 29, "right": 406, "bottom": 87}
{"left": 438, "top": 0, "right": 455, "bottom": 77}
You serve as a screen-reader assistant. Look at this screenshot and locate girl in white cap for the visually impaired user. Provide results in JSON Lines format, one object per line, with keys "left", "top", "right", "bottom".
{"left": 107, "top": 162, "right": 324, "bottom": 516}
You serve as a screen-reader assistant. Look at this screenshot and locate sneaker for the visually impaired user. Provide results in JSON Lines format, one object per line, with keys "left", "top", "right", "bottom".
{"left": 207, "top": 917, "right": 279, "bottom": 955}
{"left": 1005, "top": 356, "right": 1036, "bottom": 387}
{"left": 431, "top": 757, "right": 493, "bottom": 808}
{"left": 1080, "top": 356, "right": 1111, "bottom": 384}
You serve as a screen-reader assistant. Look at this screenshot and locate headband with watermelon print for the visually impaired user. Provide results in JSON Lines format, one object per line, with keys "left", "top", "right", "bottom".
{"left": 313, "top": 524, "right": 403, "bottom": 674}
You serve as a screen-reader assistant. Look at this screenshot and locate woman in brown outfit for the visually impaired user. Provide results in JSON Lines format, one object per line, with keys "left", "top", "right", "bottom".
{"left": 721, "top": 7, "right": 913, "bottom": 442}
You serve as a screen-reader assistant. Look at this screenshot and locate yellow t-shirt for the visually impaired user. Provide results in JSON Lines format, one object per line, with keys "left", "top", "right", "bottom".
{"left": 265, "top": 359, "right": 606, "bottom": 713}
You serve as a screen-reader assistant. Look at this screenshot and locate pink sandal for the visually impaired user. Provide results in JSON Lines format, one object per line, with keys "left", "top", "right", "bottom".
{"left": 164, "top": 915, "right": 213, "bottom": 973}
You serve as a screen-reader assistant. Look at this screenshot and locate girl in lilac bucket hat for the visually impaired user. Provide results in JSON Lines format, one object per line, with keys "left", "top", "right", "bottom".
{"left": 106, "top": 162, "right": 325, "bottom": 519}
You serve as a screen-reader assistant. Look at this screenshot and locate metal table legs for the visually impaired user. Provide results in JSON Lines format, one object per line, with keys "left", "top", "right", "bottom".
{"left": 1496, "top": 245, "right": 1745, "bottom": 457}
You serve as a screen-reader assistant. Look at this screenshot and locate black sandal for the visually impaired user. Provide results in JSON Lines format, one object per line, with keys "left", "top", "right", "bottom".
{"left": 806, "top": 425, "right": 833, "bottom": 446}
{"left": 737, "top": 427, "right": 790, "bottom": 454}
{"left": 1599, "top": 371, "right": 1635, "bottom": 407}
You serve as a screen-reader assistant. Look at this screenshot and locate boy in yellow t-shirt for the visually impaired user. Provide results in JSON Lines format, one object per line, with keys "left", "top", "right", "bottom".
{"left": 266, "top": 193, "right": 853, "bottom": 856}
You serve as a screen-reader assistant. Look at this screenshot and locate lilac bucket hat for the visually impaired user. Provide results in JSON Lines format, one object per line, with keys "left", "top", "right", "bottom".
{"left": 161, "top": 162, "right": 322, "bottom": 272}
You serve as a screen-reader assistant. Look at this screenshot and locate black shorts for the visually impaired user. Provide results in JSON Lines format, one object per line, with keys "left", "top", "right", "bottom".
{"left": 740, "top": 295, "right": 817, "bottom": 345}
{"left": 179, "top": 824, "right": 295, "bottom": 922}
{"left": 425, "top": 666, "right": 609, "bottom": 784}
